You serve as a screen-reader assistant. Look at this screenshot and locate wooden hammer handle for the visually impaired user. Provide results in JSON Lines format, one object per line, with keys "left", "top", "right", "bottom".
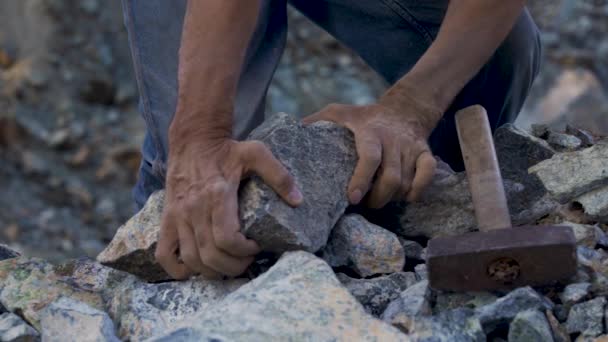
{"left": 455, "top": 105, "right": 512, "bottom": 231}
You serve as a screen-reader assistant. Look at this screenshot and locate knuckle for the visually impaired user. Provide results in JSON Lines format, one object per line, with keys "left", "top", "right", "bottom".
{"left": 275, "top": 173, "right": 293, "bottom": 193}
{"left": 180, "top": 249, "right": 198, "bottom": 266}
{"left": 213, "top": 233, "right": 233, "bottom": 251}
{"left": 200, "top": 249, "right": 219, "bottom": 268}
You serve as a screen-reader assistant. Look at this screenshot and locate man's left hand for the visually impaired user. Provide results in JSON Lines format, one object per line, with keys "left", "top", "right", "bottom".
{"left": 302, "top": 101, "right": 438, "bottom": 208}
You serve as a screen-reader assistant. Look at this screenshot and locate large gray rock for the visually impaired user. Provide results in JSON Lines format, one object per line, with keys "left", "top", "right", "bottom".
{"left": 381, "top": 280, "right": 432, "bottom": 326}
{"left": 529, "top": 142, "right": 608, "bottom": 203}
{"left": 390, "top": 308, "right": 485, "bottom": 342}
{"left": 107, "top": 274, "right": 246, "bottom": 341}
{"left": 98, "top": 113, "right": 356, "bottom": 277}
{"left": 575, "top": 186, "right": 608, "bottom": 221}
{"left": 507, "top": 310, "right": 554, "bottom": 342}
{"left": 565, "top": 297, "right": 606, "bottom": 337}
{"left": 322, "top": 214, "right": 405, "bottom": 276}
{"left": 398, "top": 160, "right": 476, "bottom": 238}
{"left": 40, "top": 297, "right": 120, "bottom": 342}
{"left": 97, "top": 191, "right": 169, "bottom": 282}
{"left": 398, "top": 158, "right": 555, "bottom": 239}
{"left": 150, "top": 251, "right": 407, "bottom": 341}
{"left": 0, "top": 313, "right": 39, "bottom": 342}
{"left": 494, "top": 124, "right": 556, "bottom": 218}
{"left": 475, "top": 287, "right": 554, "bottom": 333}
{"left": 336, "top": 272, "right": 417, "bottom": 317}
{"left": 0, "top": 257, "right": 105, "bottom": 330}
{"left": 239, "top": 113, "right": 357, "bottom": 252}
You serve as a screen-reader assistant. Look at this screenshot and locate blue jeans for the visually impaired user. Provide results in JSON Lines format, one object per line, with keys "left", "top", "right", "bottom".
{"left": 122, "top": 0, "right": 541, "bottom": 210}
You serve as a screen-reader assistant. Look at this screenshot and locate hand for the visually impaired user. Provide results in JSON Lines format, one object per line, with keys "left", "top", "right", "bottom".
{"left": 156, "top": 139, "right": 303, "bottom": 279}
{"left": 302, "top": 101, "right": 438, "bottom": 209}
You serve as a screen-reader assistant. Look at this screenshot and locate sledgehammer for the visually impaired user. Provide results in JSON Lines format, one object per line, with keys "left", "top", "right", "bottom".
{"left": 426, "top": 105, "right": 577, "bottom": 291}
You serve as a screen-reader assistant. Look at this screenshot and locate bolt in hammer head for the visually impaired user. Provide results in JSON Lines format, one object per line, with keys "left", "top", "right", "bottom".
{"left": 427, "top": 225, "right": 577, "bottom": 291}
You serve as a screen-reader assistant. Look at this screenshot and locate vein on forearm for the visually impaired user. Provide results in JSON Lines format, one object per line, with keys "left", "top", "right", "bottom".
{"left": 170, "top": 0, "right": 261, "bottom": 143}
{"left": 385, "top": 0, "right": 527, "bottom": 129}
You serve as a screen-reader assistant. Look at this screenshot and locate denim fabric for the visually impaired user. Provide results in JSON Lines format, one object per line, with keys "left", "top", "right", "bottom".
{"left": 123, "top": 0, "right": 541, "bottom": 209}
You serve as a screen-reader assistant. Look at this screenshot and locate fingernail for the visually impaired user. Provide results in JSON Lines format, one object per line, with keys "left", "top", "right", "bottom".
{"left": 350, "top": 189, "right": 362, "bottom": 205}
{"left": 288, "top": 187, "right": 303, "bottom": 204}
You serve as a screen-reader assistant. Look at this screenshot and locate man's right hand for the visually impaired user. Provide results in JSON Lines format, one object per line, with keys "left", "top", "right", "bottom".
{"left": 156, "top": 138, "right": 303, "bottom": 279}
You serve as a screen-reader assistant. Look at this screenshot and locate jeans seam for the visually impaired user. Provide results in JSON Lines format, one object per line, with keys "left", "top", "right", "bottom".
{"left": 379, "top": 0, "right": 435, "bottom": 45}
{"left": 122, "top": 0, "right": 166, "bottom": 181}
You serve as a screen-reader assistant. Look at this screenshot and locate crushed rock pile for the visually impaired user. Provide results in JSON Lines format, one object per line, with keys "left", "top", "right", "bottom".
{"left": 2, "top": 113, "right": 608, "bottom": 341}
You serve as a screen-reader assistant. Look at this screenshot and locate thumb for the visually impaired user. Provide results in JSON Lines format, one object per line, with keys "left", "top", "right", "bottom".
{"left": 301, "top": 104, "right": 344, "bottom": 125}
{"left": 240, "top": 141, "right": 303, "bottom": 207}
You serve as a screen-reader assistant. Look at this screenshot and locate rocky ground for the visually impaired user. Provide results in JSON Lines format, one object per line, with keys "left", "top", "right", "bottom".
{"left": 2, "top": 112, "right": 608, "bottom": 341}
{"left": 1, "top": 0, "right": 608, "bottom": 341}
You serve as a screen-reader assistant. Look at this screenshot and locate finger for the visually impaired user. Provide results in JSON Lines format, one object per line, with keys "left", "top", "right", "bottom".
{"left": 194, "top": 196, "right": 254, "bottom": 277}
{"left": 240, "top": 141, "right": 303, "bottom": 207}
{"left": 398, "top": 151, "right": 416, "bottom": 200}
{"left": 176, "top": 220, "right": 206, "bottom": 273}
{"left": 348, "top": 133, "right": 382, "bottom": 205}
{"left": 196, "top": 221, "right": 255, "bottom": 277}
{"left": 367, "top": 140, "right": 401, "bottom": 208}
{"left": 209, "top": 182, "right": 260, "bottom": 257}
{"left": 155, "top": 210, "right": 194, "bottom": 280}
{"left": 176, "top": 221, "right": 221, "bottom": 279}
{"left": 406, "top": 151, "right": 437, "bottom": 202}
{"left": 301, "top": 104, "right": 342, "bottom": 125}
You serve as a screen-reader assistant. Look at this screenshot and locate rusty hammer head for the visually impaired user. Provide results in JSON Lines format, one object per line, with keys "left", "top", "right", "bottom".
{"left": 427, "top": 225, "right": 577, "bottom": 291}
{"left": 426, "top": 105, "right": 577, "bottom": 291}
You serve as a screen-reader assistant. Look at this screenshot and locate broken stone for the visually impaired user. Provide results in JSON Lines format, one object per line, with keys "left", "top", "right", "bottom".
{"left": 239, "top": 113, "right": 357, "bottom": 253}
{"left": 529, "top": 142, "right": 608, "bottom": 203}
{"left": 545, "top": 309, "right": 570, "bottom": 342}
{"left": 97, "top": 191, "right": 169, "bottom": 282}
{"left": 547, "top": 131, "right": 583, "bottom": 150}
{"left": 381, "top": 280, "right": 432, "bottom": 326}
{"left": 0, "top": 313, "right": 39, "bottom": 342}
{"left": 399, "top": 238, "right": 425, "bottom": 261}
{"left": 398, "top": 160, "right": 476, "bottom": 238}
{"left": 40, "top": 297, "right": 120, "bottom": 342}
{"left": 475, "top": 287, "right": 554, "bottom": 333}
{"left": 0, "top": 244, "right": 19, "bottom": 261}
{"left": 393, "top": 308, "right": 485, "bottom": 341}
{"left": 530, "top": 124, "right": 550, "bottom": 138}
{"left": 0, "top": 257, "right": 104, "bottom": 330}
{"left": 322, "top": 214, "right": 405, "bottom": 276}
{"left": 415, "top": 263, "right": 428, "bottom": 281}
{"left": 336, "top": 272, "right": 417, "bottom": 317}
{"left": 434, "top": 291, "right": 498, "bottom": 313}
{"left": 560, "top": 282, "right": 592, "bottom": 306}
{"left": 565, "top": 297, "right": 606, "bottom": 337}
{"left": 562, "top": 221, "right": 600, "bottom": 247}
{"left": 507, "top": 309, "right": 554, "bottom": 342}
{"left": 575, "top": 186, "right": 608, "bottom": 221}
{"left": 150, "top": 251, "right": 406, "bottom": 341}
{"left": 494, "top": 124, "right": 556, "bottom": 218}
{"left": 565, "top": 125, "right": 595, "bottom": 147}
{"left": 107, "top": 274, "right": 246, "bottom": 341}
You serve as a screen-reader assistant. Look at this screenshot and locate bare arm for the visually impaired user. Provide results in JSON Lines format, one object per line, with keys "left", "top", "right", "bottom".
{"left": 157, "top": 1, "right": 301, "bottom": 279}
{"left": 382, "top": 0, "right": 528, "bottom": 132}
{"left": 305, "top": 0, "right": 528, "bottom": 208}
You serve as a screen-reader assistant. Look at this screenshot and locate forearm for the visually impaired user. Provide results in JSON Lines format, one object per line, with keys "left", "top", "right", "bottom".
{"left": 170, "top": 0, "right": 261, "bottom": 149}
{"left": 381, "top": 0, "right": 526, "bottom": 134}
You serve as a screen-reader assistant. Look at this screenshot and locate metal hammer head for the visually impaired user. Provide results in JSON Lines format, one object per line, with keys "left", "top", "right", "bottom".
{"left": 427, "top": 225, "right": 577, "bottom": 291}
